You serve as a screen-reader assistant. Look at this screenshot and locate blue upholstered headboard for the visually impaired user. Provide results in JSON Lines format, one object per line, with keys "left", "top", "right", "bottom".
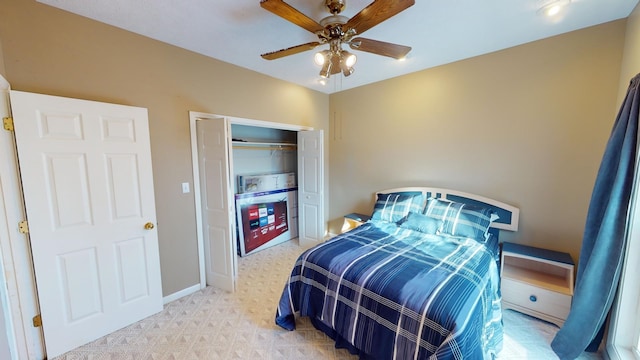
{"left": 376, "top": 187, "right": 520, "bottom": 238}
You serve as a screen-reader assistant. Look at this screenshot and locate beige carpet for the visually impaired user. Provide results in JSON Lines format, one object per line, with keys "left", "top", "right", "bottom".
{"left": 53, "top": 239, "right": 603, "bottom": 360}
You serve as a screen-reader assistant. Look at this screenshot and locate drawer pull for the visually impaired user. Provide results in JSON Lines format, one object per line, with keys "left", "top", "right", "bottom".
{"left": 529, "top": 295, "right": 537, "bottom": 302}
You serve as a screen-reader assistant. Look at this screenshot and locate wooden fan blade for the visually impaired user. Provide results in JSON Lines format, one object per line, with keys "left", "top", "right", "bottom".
{"left": 345, "top": 0, "right": 415, "bottom": 35}
{"left": 349, "top": 37, "right": 411, "bottom": 59}
{"left": 261, "top": 42, "right": 322, "bottom": 60}
{"left": 260, "top": 0, "right": 324, "bottom": 34}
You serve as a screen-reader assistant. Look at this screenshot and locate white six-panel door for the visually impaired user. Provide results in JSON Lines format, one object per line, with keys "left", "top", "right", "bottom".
{"left": 297, "top": 130, "right": 325, "bottom": 248}
{"left": 9, "top": 90, "right": 163, "bottom": 358}
{"left": 196, "top": 118, "right": 236, "bottom": 292}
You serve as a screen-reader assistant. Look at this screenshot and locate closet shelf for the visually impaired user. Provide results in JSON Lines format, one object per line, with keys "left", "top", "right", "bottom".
{"left": 232, "top": 141, "right": 297, "bottom": 150}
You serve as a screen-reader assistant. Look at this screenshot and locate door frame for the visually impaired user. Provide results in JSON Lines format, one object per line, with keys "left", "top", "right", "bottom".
{"left": 0, "top": 78, "right": 46, "bottom": 358}
{"left": 188, "top": 111, "right": 312, "bottom": 288}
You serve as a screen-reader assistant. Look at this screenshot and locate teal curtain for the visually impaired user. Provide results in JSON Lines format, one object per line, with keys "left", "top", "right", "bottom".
{"left": 551, "top": 73, "right": 640, "bottom": 359}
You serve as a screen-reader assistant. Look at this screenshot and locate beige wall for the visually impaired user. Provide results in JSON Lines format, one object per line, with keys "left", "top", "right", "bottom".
{"left": 0, "top": 0, "right": 329, "bottom": 296}
{"left": 328, "top": 20, "right": 627, "bottom": 262}
{"left": 618, "top": 2, "right": 640, "bottom": 100}
{"left": 0, "top": 39, "right": 5, "bottom": 76}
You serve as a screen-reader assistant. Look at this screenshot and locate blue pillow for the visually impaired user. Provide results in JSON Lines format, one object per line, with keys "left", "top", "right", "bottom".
{"left": 399, "top": 212, "right": 443, "bottom": 234}
{"left": 423, "top": 198, "right": 498, "bottom": 241}
{"left": 371, "top": 193, "right": 425, "bottom": 223}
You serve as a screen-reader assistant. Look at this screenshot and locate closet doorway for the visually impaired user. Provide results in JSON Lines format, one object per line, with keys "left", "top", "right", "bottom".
{"left": 189, "top": 112, "right": 325, "bottom": 292}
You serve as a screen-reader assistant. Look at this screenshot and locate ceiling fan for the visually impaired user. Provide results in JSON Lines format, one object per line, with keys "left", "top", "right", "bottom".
{"left": 260, "top": 0, "right": 415, "bottom": 79}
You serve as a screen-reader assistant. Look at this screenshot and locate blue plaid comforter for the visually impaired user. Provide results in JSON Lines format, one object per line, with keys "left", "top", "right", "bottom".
{"left": 275, "top": 220, "right": 503, "bottom": 359}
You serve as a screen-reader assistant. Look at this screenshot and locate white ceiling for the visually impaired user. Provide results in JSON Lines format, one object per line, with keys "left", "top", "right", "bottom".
{"left": 37, "top": 0, "right": 639, "bottom": 94}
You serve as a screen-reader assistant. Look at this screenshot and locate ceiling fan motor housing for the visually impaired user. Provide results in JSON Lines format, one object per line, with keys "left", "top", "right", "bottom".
{"left": 319, "top": 15, "right": 349, "bottom": 41}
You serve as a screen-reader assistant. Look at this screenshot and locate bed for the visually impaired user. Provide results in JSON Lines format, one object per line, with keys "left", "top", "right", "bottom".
{"left": 275, "top": 187, "right": 519, "bottom": 359}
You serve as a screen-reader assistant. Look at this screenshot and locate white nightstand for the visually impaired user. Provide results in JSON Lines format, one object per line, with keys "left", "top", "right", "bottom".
{"left": 500, "top": 242, "right": 574, "bottom": 327}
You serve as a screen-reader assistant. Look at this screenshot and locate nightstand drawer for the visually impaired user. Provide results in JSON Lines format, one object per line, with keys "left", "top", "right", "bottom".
{"left": 501, "top": 278, "right": 571, "bottom": 320}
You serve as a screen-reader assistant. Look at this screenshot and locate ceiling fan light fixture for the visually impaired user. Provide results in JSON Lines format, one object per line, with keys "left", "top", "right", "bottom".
{"left": 339, "top": 50, "right": 356, "bottom": 77}
{"left": 342, "top": 51, "right": 357, "bottom": 68}
{"left": 342, "top": 66, "right": 355, "bottom": 77}
{"left": 319, "top": 60, "right": 332, "bottom": 78}
{"left": 314, "top": 51, "right": 328, "bottom": 66}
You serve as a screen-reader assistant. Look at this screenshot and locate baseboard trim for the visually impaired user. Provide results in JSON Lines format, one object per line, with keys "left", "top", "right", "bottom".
{"left": 162, "top": 283, "right": 202, "bottom": 305}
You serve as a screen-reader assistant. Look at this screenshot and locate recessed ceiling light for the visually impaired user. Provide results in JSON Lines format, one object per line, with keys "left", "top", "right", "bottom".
{"left": 538, "top": 0, "right": 571, "bottom": 17}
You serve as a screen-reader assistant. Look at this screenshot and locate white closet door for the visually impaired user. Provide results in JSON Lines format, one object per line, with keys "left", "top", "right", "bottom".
{"left": 196, "top": 118, "right": 236, "bottom": 292}
{"left": 9, "top": 90, "right": 162, "bottom": 358}
{"left": 297, "top": 130, "right": 325, "bottom": 248}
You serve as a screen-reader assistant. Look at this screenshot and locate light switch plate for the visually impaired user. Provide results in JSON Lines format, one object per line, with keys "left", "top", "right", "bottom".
{"left": 181, "top": 182, "right": 190, "bottom": 193}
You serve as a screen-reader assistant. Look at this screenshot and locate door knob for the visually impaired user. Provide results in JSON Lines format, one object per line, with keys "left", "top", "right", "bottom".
{"left": 144, "top": 222, "right": 155, "bottom": 230}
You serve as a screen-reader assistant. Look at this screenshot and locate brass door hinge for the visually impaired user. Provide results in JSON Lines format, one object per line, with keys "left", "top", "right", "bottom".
{"left": 32, "top": 314, "right": 42, "bottom": 327}
{"left": 3, "top": 117, "right": 14, "bottom": 131}
{"left": 18, "top": 220, "right": 28, "bottom": 234}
